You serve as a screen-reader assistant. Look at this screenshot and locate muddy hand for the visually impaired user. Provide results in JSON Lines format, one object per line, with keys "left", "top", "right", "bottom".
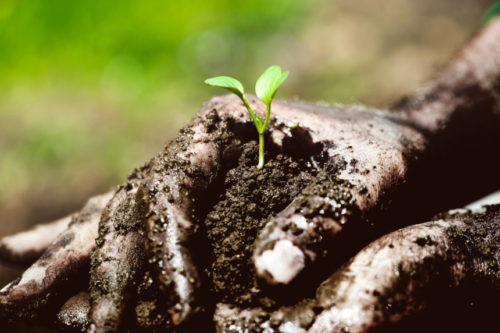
{"left": 253, "top": 17, "right": 500, "bottom": 287}
{"left": 252, "top": 99, "right": 422, "bottom": 286}
{"left": 0, "top": 95, "right": 274, "bottom": 330}
{"left": 0, "top": 89, "right": 409, "bottom": 329}
{"left": 0, "top": 191, "right": 113, "bottom": 322}
{"left": 216, "top": 205, "right": 500, "bottom": 332}
{"left": 1, "top": 16, "right": 499, "bottom": 333}
{"left": 87, "top": 164, "right": 150, "bottom": 332}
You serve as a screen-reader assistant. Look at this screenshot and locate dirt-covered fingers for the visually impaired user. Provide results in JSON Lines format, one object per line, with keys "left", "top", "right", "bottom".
{"left": 142, "top": 174, "right": 201, "bottom": 328}
{"left": 86, "top": 103, "right": 244, "bottom": 331}
{"left": 134, "top": 98, "right": 263, "bottom": 328}
{"left": 221, "top": 207, "right": 500, "bottom": 332}
{"left": 57, "top": 291, "right": 91, "bottom": 331}
{"left": 88, "top": 228, "right": 145, "bottom": 333}
{"left": 0, "top": 214, "right": 73, "bottom": 264}
{"left": 0, "top": 191, "right": 113, "bottom": 321}
{"left": 309, "top": 207, "right": 500, "bottom": 332}
{"left": 88, "top": 166, "right": 150, "bottom": 333}
{"left": 214, "top": 301, "right": 318, "bottom": 333}
{"left": 0, "top": 191, "right": 114, "bottom": 265}
{"left": 141, "top": 123, "right": 227, "bottom": 327}
{"left": 253, "top": 176, "right": 361, "bottom": 286}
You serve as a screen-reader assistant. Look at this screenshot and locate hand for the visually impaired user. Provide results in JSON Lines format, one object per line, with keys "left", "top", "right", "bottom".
{"left": 0, "top": 94, "right": 421, "bottom": 331}
{"left": 1, "top": 17, "right": 499, "bottom": 333}
{"left": 214, "top": 205, "right": 500, "bottom": 332}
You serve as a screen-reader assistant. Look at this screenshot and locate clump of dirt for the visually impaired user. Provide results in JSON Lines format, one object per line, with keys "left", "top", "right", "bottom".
{"left": 200, "top": 141, "right": 318, "bottom": 307}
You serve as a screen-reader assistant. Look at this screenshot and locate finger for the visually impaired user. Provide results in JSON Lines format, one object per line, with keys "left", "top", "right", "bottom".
{"left": 214, "top": 301, "right": 317, "bottom": 333}
{"left": 0, "top": 191, "right": 113, "bottom": 321}
{"left": 0, "top": 191, "right": 113, "bottom": 264}
{"left": 142, "top": 102, "right": 243, "bottom": 327}
{"left": 0, "top": 214, "right": 73, "bottom": 264}
{"left": 310, "top": 207, "right": 500, "bottom": 332}
{"left": 465, "top": 189, "right": 500, "bottom": 210}
{"left": 87, "top": 98, "right": 251, "bottom": 332}
{"left": 57, "top": 291, "right": 90, "bottom": 331}
{"left": 217, "top": 207, "right": 500, "bottom": 332}
{"left": 253, "top": 177, "right": 360, "bottom": 286}
{"left": 88, "top": 166, "right": 149, "bottom": 333}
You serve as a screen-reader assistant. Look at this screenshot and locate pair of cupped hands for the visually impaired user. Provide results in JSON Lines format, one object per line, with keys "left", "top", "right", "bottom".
{"left": 1, "top": 19, "right": 500, "bottom": 333}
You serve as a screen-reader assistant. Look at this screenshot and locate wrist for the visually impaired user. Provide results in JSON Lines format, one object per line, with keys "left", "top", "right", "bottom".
{"left": 394, "top": 18, "right": 500, "bottom": 147}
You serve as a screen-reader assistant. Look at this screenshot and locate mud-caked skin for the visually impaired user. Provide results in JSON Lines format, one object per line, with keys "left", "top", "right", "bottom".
{"left": 0, "top": 213, "right": 74, "bottom": 264}
{"left": 0, "top": 17, "right": 499, "bottom": 333}
{"left": 214, "top": 206, "right": 500, "bottom": 333}
{"left": 0, "top": 191, "right": 113, "bottom": 322}
{"left": 58, "top": 291, "right": 91, "bottom": 330}
{"left": 88, "top": 164, "right": 150, "bottom": 332}
{"left": 252, "top": 16, "right": 500, "bottom": 287}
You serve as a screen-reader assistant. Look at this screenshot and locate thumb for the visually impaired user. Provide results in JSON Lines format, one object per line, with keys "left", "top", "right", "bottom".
{"left": 253, "top": 176, "right": 360, "bottom": 286}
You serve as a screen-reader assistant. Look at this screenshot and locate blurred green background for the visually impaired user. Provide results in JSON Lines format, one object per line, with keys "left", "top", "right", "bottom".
{"left": 0, "top": 0, "right": 495, "bottom": 314}
{"left": 0, "top": 0, "right": 496, "bottom": 330}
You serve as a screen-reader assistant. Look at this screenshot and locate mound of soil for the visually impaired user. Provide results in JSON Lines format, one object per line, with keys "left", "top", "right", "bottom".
{"left": 199, "top": 141, "right": 318, "bottom": 307}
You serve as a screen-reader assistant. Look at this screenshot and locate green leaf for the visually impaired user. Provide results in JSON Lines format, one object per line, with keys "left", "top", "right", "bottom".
{"left": 483, "top": 1, "right": 500, "bottom": 24}
{"left": 204, "top": 76, "right": 245, "bottom": 98}
{"left": 255, "top": 65, "right": 289, "bottom": 105}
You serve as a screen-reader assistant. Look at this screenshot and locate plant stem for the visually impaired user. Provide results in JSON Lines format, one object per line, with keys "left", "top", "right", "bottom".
{"left": 257, "top": 102, "right": 271, "bottom": 169}
{"left": 241, "top": 95, "right": 267, "bottom": 168}
{"left": 241, "top": 95, "right": 261, "bottom": 128}
{"left": 257, "top": 132, "right": 265, "bottom": 169}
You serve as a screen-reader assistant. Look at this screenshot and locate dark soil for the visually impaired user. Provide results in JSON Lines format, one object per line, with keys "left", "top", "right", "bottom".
{"left": 199, "top": 141, "right": 318, "bottom": 307}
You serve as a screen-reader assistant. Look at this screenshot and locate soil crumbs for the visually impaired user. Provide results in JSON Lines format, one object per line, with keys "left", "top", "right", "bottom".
{"left": 200, "top": 141, "right": 317, "bottom": 307}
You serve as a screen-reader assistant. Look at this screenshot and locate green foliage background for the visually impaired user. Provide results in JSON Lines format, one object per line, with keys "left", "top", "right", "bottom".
{"left": 0, "top": 0, "right": 312, "bottom": 202}
{"left": 0, "top": 0, "right": 494, "bottom": 218}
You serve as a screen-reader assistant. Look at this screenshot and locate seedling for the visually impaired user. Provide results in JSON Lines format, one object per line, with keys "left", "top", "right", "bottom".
{"left": 205, "top": 65, "right": 289, "bottom": 169}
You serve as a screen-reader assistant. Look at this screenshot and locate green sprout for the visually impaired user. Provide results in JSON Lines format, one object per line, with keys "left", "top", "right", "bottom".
{"left": 205, "top": 65, "right": 289, "bottom": 169}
